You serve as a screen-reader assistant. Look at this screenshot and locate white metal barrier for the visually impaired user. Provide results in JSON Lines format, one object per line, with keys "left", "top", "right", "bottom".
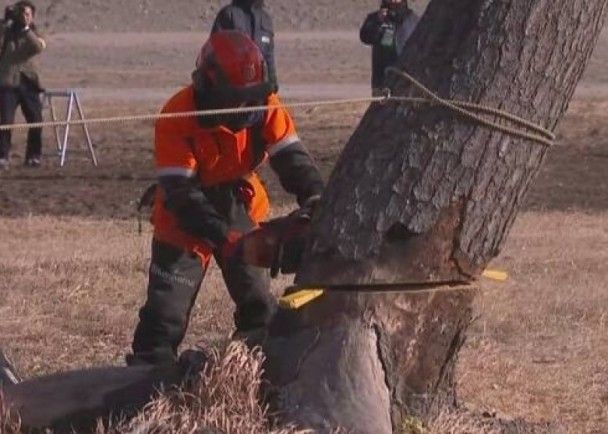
{"left": 43, "top": 89, "right": 98, "bottom": 167}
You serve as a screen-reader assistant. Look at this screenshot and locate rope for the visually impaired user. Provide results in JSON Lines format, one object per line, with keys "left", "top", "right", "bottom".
{"left": 0, "top": 96, "right": 388, "bottom": 131}
{"left": 0, "top": 69, "right": 555, "bottom": 147}
{"left": 385, "top": 67, "right": 555, "bottom": 147}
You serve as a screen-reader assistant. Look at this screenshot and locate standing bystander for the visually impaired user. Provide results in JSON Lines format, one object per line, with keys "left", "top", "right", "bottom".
{"left": 211, "top": 0, "right": 278, "bottom": 91}
{"left": 0, "top": 0, "right": 46, "bottom": 169}
{"left": 360, "top": 0, "right": 418, "bottom": 96}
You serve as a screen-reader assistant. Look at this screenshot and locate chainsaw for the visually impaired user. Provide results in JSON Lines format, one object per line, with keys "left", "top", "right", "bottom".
{"left": 238, "top": 209, "right": 510, "bottom": 311}
{"left": 239, "top": 207, "right": 312, "bottom": 278}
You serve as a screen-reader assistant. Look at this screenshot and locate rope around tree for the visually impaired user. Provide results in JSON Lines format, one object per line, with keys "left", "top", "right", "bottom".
{"left": 0, "top": 68, "right": 555, "bottom": 147}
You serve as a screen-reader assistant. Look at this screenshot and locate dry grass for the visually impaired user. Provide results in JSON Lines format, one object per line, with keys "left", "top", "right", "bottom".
{"left": 97, "top": 342, "right": 307, "bottom": 434}
{"left": 2, "top": 343, "right": 504, "bottom": 434}
{"left": 425, "top": 410, "right": 500, "bottom": 434}
{"left": 460, "top": 212, "right": 608, "bottom": 433}
{"left": 0, "top": 390, "right": 21, "bottom": 434}
{"left": 1, "top": 211, "right": 607, "bottom": 432}
{"left": 0, "top": 217, "right": 155, "bottom": 374}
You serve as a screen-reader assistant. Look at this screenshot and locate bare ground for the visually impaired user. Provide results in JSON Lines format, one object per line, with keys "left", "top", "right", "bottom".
{"left": 0, "top": 28, "right": 607, "bottom": 433}
{"left": 32, "top": 0, "right": 386, "bottom": 33}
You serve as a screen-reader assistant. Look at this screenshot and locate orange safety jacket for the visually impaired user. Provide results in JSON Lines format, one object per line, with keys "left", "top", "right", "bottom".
{"left": 153, "top": 86, "right": 302, "bottom": 262}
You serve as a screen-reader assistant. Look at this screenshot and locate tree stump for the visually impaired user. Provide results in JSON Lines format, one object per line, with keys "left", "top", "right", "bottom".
{"left": 265, "top": 287, "right": 476, "bottom": 433}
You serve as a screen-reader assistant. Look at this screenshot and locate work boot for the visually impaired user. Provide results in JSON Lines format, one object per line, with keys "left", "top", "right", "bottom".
{"left": 178, "top": 348, "right": 211, "bottom": 378}
{"left": 0, "top": 350, "right": 21, "bottom": 387}
{"left": 24, "top": 157, "right": 41, "bottom": 168}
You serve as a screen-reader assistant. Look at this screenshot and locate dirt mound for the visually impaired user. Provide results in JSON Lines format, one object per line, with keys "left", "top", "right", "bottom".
{"left": 31, "top": 0, "right": 387, "bottom": 33}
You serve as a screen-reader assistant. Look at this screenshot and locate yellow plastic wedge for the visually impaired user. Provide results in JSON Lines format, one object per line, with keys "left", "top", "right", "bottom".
{"left": 279, "top": 289, "right": 325, "bottom": 310}
{"left": 482, "top": 269, "right": 509, "bottom": 282}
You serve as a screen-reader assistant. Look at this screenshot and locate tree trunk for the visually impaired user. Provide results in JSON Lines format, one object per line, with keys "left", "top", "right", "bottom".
{"left": 265, "top": 1, "right": 608, "bottom": 432}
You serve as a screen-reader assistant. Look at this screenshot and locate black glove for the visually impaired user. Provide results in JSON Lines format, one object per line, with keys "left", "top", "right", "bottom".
{"left": 269, "top": 206, "right": 315, "bottom": 278}
{"left": 269, "top": 196, "right": 321, "bottom": 277}
{"left": 271, "top": 231, "right": 308, "bottom": 277}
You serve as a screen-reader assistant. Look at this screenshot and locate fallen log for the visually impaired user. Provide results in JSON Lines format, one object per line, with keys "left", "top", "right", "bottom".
{"left": 3, "top": 364, "right": 183, "bottom": 433}
{"left": 2, "top": 348, "right": 210, "bottom": 432}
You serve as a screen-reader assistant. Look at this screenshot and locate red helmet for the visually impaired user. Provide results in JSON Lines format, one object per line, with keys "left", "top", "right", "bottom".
{"left": 193, "top": 31, "right": 272, "bottom": 107}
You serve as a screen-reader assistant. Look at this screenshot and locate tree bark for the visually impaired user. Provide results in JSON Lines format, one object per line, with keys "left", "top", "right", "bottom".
{"left": 265, "top": 1, "right": 608, "bottom": 433}
{"left": 265, "top": 286, "right": 476, "bottom": 433}
{"left": 299, "top": 0, "right": 607, "bottom": 285}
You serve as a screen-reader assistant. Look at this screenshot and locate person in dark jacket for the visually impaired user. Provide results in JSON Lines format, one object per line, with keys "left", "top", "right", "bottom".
{"left": 0, "top": 1, "right": 46, "bottom": 169}
{"left": 211, "top": 0, "right": 278, "bottom": 90}
{"left": 360, "top": 0, "right": 418, "bottom": 95}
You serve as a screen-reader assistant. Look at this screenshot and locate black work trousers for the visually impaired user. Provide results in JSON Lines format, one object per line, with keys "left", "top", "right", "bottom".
{"left": 131, "top": 239, "right": 275, "bottom": 365}
{"left": 0, "top": 81, "right": 43, "bottom": 160}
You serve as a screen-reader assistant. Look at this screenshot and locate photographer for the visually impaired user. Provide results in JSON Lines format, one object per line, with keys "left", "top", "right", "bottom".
{"left": 0, "top": 1, "right": 46, "bottom": 169}
{"left": 360, "top": 0, "right": 418, "bottom": 96}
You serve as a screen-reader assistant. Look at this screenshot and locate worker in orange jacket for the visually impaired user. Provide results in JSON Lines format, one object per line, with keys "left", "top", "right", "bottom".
{"left": 128, "top": 31, "right": 324, "bottom": 366}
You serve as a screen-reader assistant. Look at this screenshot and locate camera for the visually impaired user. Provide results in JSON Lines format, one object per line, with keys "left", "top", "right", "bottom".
{"left": 380, "top": 0, "right": 407, "bottom": 23}
{"left": 4, "top": 5, "right": 17, "bottom": 22}
{"left": 379, "top": 7, "right": 400, "bottom": 25}
{"left": 3, "top": 4, "right": 23, "bottom": 26}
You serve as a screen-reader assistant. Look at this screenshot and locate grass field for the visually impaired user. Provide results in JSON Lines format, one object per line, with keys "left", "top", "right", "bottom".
{"left": 1, "top": 99, "right": 607, "bottom": 432}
